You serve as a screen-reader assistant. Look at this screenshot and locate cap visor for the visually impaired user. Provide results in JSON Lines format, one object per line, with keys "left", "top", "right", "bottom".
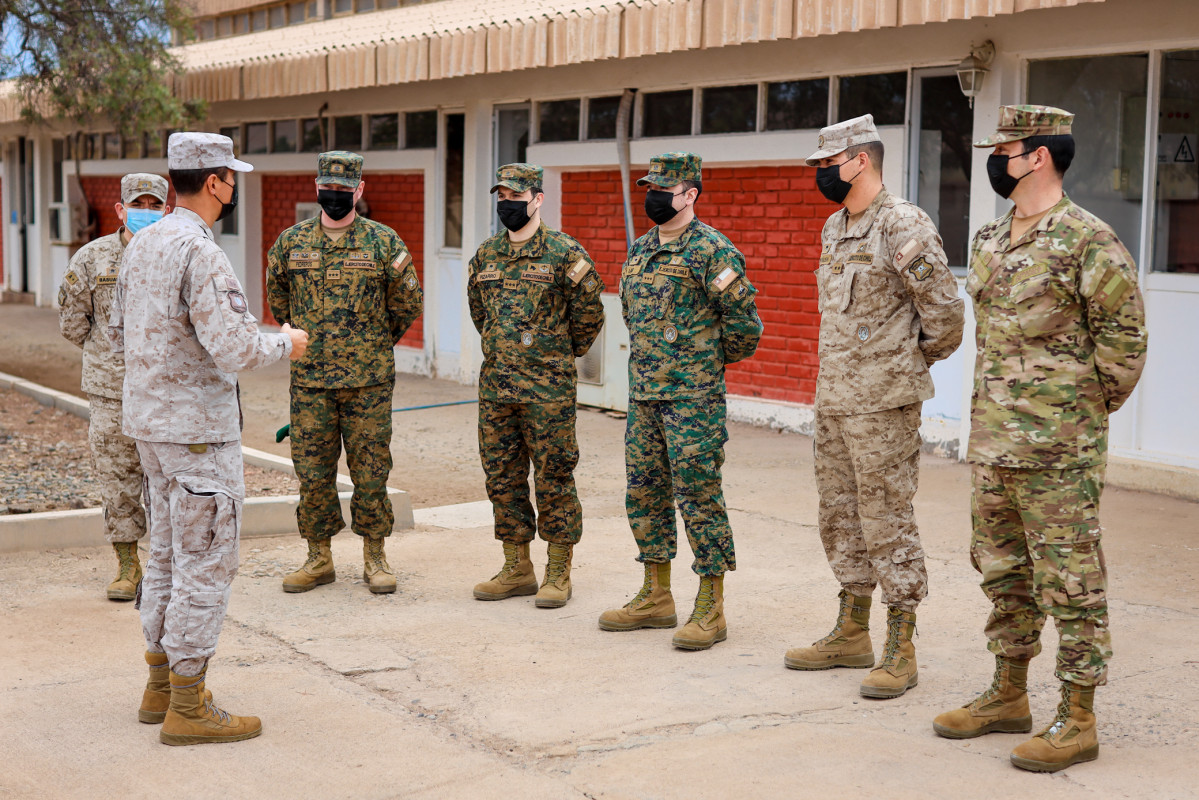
{"left": 973, "top": 132, "right": 1031, "bottom": 148}
{"left": 635, "top": 175, "right": 677, "bottom": 187}
{"left": 317, "top": 178, "right": 360, "bottom": 189}
{"left": 229, "top": 157, "right": 254, "bottom": 172}
{"left": 804, "top": 147, "right": 845, "bottom": 166}
{"left": 490, "top": 180, "right": 527, "bottom": 193}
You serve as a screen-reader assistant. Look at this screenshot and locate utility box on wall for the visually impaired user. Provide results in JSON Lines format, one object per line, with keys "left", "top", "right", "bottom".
{"left": 576, "top": 293, "right": 629, "bottom": 413}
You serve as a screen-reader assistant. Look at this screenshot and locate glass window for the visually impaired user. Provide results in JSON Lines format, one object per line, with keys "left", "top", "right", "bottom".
{"left": 244, "top": 122, "right": 269, "bottom": 154}
{"left": 198, "top": 18, "right": 215, "bottom": 40}
{"left": 334, "top": 115, "right": 363, "bottom": 150}
{"left": 272, "top": 120, "right": 297, "bottom": 152}
{"left": 586, "top": 96, "right": 630, "bottom": 140}
{"left": 1029, "top": 54, "right": 1149, "bottom": 259}
{"left": 51, "top": 139, "right": 65, "bottom": 203}
{"left": 251, "top": 9, "right": 267, "bottom": 30}
{"left": 301, "top": 118, "right": 325, "bottom": 152}
{"left": 233, "top": 12, "right": 249, "bottom": 33}
{"left": 538, "top": 99, "right": 580, "bottom": 143}
{"left": 642, "top": 90, "right": 692, "bottom": 137}
{"left": 218, "top": 16, "right": 233, "bottom": 37}
{"left": 219, "top": 125, "right": 241, "bottom": 154}
{"left": 333, "top": 0, "right": 353, "bottom": 13}
{"left": 445, "top": 113, "right": 464, "bottom": 248}
{"left": 288, "top": 2, "right": 305, "bottom": 23}
{"left": 358, "top": 0, "right": 375, "bottom": 10}
{"left": 104, "top": 133, "right": 120, "bottom": 159}
{"left": 1153, "top": 49, "right": 1199, "bottom": 273}
{"left": 838, "top": 72, "right": 907, "bottom": 125}
{"left": 379, "top": 0, "right": 399, "bottom": 8}
{"left": 122, "top": 136, "right": 142, "bottom": 159}
{"left": 913, "top": 74, "right": 973, "bottom": 267}
{"left": 87, "top": 134, "right": 102, "bottom": 160}
{"left": 405, "top": 110, "right": 437, "bottom": 148}
{"left": 701, "top": 84, "right": 757, "bottom": 134}
{"left": 368, "top": 114, "right": 399, "bottom": 149}
{"left": 765, "top": 79, "right": 828, "bottom": 131}
{"left": 306, "top": 0, "right": 318, "bottom": 18}
{"left": 269, "top": 4, "right": 286, "bottom": 27}
{"left": 145, "top": 130, "right": 164, "bottom": 158}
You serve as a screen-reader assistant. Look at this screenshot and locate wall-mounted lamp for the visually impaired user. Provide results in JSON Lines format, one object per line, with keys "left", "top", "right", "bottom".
{"left": 956, "top": 40, "right": 996, "bottom": 108}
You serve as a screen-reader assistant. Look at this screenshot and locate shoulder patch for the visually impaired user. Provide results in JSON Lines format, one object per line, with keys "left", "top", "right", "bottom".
{"left": 894, "top": 239, "right": 922, "bottom": 269}
{"left": 64, "top": 270, "right": 79, "bottom": 286}
{"left": 567, "top": 258, "right": 591, "bottom": 285}
{"left": 1094, "top": 267, "right": 1132, "bottom": 312}
{"left": 1013, "top": 263, "right": 1050, "bottom": 284}
{"left": 907, "top": 257, "right": 933, "bottom": 281}
{"left": 711, "top": 267, "right": 738, "bottom": 293}
{"left": 392, "top": 252, "right": 412, "bottom": 272}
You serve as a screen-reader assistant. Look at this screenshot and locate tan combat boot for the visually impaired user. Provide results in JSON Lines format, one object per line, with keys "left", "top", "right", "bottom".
{"left": 282, "top": 539, "right": 335, "bottom": 593}
{"left": 859, "top": 607, "right": 918, "bottom": 698}
{"left": 599, "top": 562, "right": 677, "bottom": 631}
{"left": 1010, "top": 683, "right": 1099, "bottom": 772}
{"left": 784, "top": 590, "right": 874, "bottom": 670}
{"left": 672, "top": 575, "right": 727, "bottom": 650}
{"left": 107, "top": 541, "right": 142, "bottom": 601}
{"left": 473, "top": 542, "right": 538, "bottom": 600}
{"left": 140, "top": 651, "right": 210, "bottom": 724}
{"left": 535, "top": 543, "right": 573, "bottom": 608}
{"left": 363, "top": 536, "right": 397, "bottom": 594}
{"left": 159, "top": 670, "right": 262, "bottom": 746}
{"left": 933, "top": 656, "right": 1033, "bottom": 739}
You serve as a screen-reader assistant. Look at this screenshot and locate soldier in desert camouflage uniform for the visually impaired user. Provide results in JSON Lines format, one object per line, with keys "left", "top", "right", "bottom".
{"left": 784, "top": 115, "right": 964, "bottom": 699}
{"left": 109, "top": 132, "right": 308, "bottom": 745}
{"left": 58, "top": 172, "right": 168, "bottom": 600}
{"left": 267, "top": 151, "right": 423, "bottom": 596}
{"left": 467, "top": 163, "right": 605, "bottom": 608}
{"left": 598, "top": 152, "right": 762, "bottom": 651}
{"left": 932, "top": 106, "right": 1148, "bottom": 774}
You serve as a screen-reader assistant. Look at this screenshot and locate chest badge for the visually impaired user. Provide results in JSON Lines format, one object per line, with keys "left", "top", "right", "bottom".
{"left": 521, "top": 331, "right": 533, "bottom": 347}
{"left": 857, "top": 325, "right": 870, "bottom": 342}
{"left": 664, "top": 325, "right": 678, "bottom": 343}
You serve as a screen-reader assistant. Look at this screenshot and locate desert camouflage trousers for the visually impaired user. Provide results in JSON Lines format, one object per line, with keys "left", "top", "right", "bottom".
{"left": 137, "top": 440, "right": 243, "bottom": 677}
{"left": 291, "top": 382, "right": 394, "bottom": 540}
{"left": 626, "top": 396, "right": 734, "bottom": 576}
{"left": 971, "top": 463, "right": 1110, "bottom": 686}
{"left": 814, "top": 402, "right": 928, "bottom": 611}
{"left": 88, "top": 394, "right": 145, "bottom": 543}
{"left": 479, "top": 399, "right": 582, "bottom": 545}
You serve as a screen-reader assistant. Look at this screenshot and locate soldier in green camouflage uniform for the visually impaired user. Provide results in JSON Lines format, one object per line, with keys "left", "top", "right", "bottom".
{"left": 932, "top": 106, "right": 1148, "bottom": 774}
{"left": 467, "top": 163, "right": 605, "bottom": 608}
{"left": 598, "top": 153, "right": 763, "bottom": 651}
{"left": 267, "top": 151, "right": 423, "bottom": 595}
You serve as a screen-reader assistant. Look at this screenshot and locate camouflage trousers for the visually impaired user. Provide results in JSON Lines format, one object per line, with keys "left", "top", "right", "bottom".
{"left": 971, "top": 463, "right": 1110, "bottom": 686}
{"left": 626, "top": 396, "right": 734, "bottom": 576}
{"left": 291, "top": 382, "right": 394, "bottom": 540}
{"left": 478, "top": 399, "right": 581, "bottom": 545}
{"left": 814, "top": 403, "right": 927, "bottom": 611}
{"left": 137, "top": 440, "right": 243, "bottom": 678}
{"left": 87, "top": 394, "right": 146, "bottom": 543}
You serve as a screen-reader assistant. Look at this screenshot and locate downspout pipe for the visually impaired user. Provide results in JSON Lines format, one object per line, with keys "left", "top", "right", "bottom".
{"left": 616, "top": 89, "right": 637, "bottom": 250}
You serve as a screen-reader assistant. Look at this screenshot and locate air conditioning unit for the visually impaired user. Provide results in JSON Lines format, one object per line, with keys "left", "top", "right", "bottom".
{"left": 576, "top": 293, "right": 629, "bottom": 413}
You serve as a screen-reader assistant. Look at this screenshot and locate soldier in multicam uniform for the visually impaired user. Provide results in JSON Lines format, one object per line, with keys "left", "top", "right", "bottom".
{"left": 268, "top": 151, "right": 423, "bottom": 596}
{"left": 58, "top": 172, "right": 169, "bottom": 601}
{"left": 784, "top": 115, "right": 964, "bottom": 699}
{"left": 467, "top": 163, "right": 605, "bottom": 608}
{"left": 932, "top": 106, "right": 1148, "bottom": 773}
{"left": 109, "top": 132, "right": 308, "bottom": 745}
{"left": 598, "top": 152, "right": 763, "bottom": 651}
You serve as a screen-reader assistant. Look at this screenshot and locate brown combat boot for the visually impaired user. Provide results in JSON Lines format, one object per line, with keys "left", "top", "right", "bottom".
{"left": 859, "top": 607, "right": 918, "bottom": 698}
{"left": 784, "top": 590, "right": 874, "bottom": 670}
{"left": 282, "top": 539, "right": 335, "bottom": 593}
{"left": 140, "top": 651, "right": 211, "bottom": 723}
{"left": 160, "top": 670, "right": 262, "bottom": 746}
{"left": 1010, "top": 683, "right": 1099, "bottom": 772}
{"left": 363, "top": 536, "right": 397, "bottom": 594}
{"left": 107, "top": 541, "right": 142, "bottom": 601}
{"left": 672, "top": 575, "right": 727, "bottom": 650}
{"left": 535, "top": 543, "right": 573, "bottom": 608}
{"left": 473, "top": 542, "right": 538, "bottom": 600}
{"left": 598, "top": 562, "right": 677, "bottom": 631}
{"left": 933, "top": 656, "right": 1033, "bottom": 739}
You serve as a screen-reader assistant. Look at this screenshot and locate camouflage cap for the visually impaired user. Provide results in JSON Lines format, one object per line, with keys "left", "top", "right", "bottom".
{"left": 805, "top": 115, "right": 881, "bottom": 165}
{"left": 167, "top": 132, "right": 253, "bottom": 172}
{"left": 120, "top": 173, "right": 169, "bottom": 205}
{"left": 490, "top": 163, "right": 543, "bottom": 194}
{"left": 974, "top": 105, "right": 1074, "bottom": 147}
{"left": 636, "top": 152, "right": 702, "bottom": 187}
{"left": 317, "top": 151, "right": 364, "bottom": 188}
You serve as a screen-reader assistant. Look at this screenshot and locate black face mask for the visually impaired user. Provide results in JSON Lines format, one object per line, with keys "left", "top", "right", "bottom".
{"left": 987, "top": 152, "right": 1034, "bottom": 200}
{"left": 815, "top": 161, "right": 861, "bottom": 205}
{"left": 496, "top": 199, "right": 535, "bottom": 232}
{"left": 644, "top": 189, "right": 682, "bottom": 225}
{"left": 216, "top": 182, "right": 238, "bottom": 222}
{"left": 317, "top": 189, "right": 356, "bottom": 221}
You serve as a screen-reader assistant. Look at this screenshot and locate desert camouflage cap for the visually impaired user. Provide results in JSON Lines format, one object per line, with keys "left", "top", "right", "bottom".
{"left": 317, "top": 151, "right": 364, "bottom": 187}
{"left": 805, "top": 115, "right": 881, "bottom": 165}
{"left": 974, "top": 105, "right": 1074, "bottom": 147}
{"left": 120, "top": 173, "right": 169, "bottom": 205}
{"left": 636, "top": 152, "right": 702, "bottom": 187}
{"left": 167, "top": 132, "right": 253, "bottom": 172}
{"left": 490, "top": 163, "right": 543, "bottom": 194}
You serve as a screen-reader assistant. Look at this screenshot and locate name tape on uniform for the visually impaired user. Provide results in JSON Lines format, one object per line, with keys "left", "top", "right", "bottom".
{"left": 476, "top": 270, "right": 501, "bottom": 282}
{"left": 657, "top": 264, "right": 691, "bottom": 279}
{"left": 521, "top": 270, "right": 553, "bottom": 283}
{"left": 847, "top": 253, "right": 873, "bottom": 264}
{"left": 95, "top": 274, "right": 118, "bottom": 286}
{"left": 1013, "top": 263, "right": 1049, "bottom": 284}
{"left": 343, "top": 260, "right": 375, "bottom": 271}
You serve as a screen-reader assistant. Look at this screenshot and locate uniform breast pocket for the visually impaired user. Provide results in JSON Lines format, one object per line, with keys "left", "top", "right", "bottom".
{"left": 1012, "top": 273, "right": 1070, "bottom": 339}
{"left": 847, "top": 265, "right": 895, "bottom": 316}
{"left": 826, "top": 270, "right": 855, "bottom": 314}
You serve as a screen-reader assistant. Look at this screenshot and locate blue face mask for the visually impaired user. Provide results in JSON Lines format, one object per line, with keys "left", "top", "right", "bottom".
{"left": 124, "top": 208, "right": 164, "bottom": 234}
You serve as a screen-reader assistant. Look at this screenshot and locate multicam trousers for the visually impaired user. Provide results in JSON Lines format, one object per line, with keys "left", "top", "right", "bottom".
{"left": 88, "top": 394, "right": 146, "bottom": 543}
{"left": 971, "top": 463, "right": 1110, "bottom": 686}
{"left": 290, "top": 382, "right": 394, "bottom": 540}
{"left": 814, "top": 402, "right": 928, "bottom": 611}
{"left": 478, "top": 398, "right": 582, "bottom": 545}
{"left": 625, "top": 396, "right": 735, "bottom": 576}
{"left": 137, "top": 440, "right": 243, "bottom": 677}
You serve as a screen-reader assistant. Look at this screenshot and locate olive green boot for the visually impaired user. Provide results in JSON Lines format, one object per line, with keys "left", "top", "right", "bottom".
{"left": 535, "top": 543, "right": 573, "bottom": 608}
{"left": 1010, "top": 683, "right": 1098, "bottom": 772}
{"left": 363, "top": 536, "right": 397, "bottom": 594}
{"left": 598, "top": 562, "right": 677, "bottom": 631}
{"left": 933, "top": 656, "right": 1033, "bottom": 739}
{"left": 107, "top": 541, "right": 142, "bottom": 601}
{"left": 784, "top": 590, "right": 874, "bottom": 670}
{"left": 282, "top": 539, "right": 335, "bottom": 593}
{"left": 160, "top": 670, "right": 262, "bottom": 746}
{"left": 473, "top": 542, "right": 538, "bottom": 600}
{"left": 859, "top": 607, "right": 918, "bottom": 698}
{"left": 672, "top": 575, "right": 727, "bottom": 650}
{"left": 140, "top": 651, "right": 210, "bottom": 724}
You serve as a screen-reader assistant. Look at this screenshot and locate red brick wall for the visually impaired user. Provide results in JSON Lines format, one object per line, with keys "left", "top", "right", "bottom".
{"left": 80, "top": 177, "right": 123, "bottom": 238}
{"left": 561, "top": 167, "right": 837, "bottom": 405}
{"left": 259, "top": 172, "right": 426, "bottom": 349}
